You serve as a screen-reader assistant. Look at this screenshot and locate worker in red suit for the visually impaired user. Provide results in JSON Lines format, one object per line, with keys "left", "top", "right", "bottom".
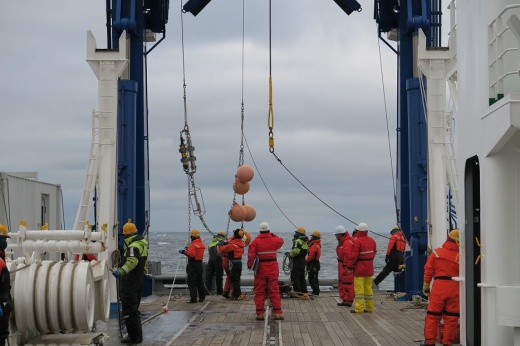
{"left": 421, "top": 229, "right": 460, "bottom": 346}
{"left": 374, "top": 225, "right": 407, "bottom": 287}
{"left": 247, "top": 222, "right": 285, "bottom": 321}
{"left": 334, "top": 225, "right": 354, "bottom": 306}
{"left": 218, "top": 229, "right": 246, "bottom": 299}
{"left": 179, "top": 229, "right": 206, "bottom": 303}
{"left": 346, "top": 222, "right": 377, "bottom": 314}
{"left": 306, "top": 231, "right": 322, "bottom": 296}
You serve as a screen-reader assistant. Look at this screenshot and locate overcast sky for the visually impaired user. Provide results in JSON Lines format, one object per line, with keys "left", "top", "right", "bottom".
{"left": 1, "top": 0, "right": 400, "bottom": 239}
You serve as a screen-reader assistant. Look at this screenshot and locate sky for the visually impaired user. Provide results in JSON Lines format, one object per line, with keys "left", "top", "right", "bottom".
{"left": 0, "top": 0, "right": 401, "bottom": 239}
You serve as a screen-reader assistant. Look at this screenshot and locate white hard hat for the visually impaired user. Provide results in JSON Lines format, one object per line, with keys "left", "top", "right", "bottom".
{"left": 355, "top": 222, "right": 369, "bottom": 232}
{"left": 259, "top": 222, "right": 270, "bottom": 232}
{"left": 334, "top": 225, "right": 346, "bottom": 235}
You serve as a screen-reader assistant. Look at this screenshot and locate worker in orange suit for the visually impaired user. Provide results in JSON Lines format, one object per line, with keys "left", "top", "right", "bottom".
{"left": 247, "top": 222, "right": 285, "bottom": 321}
{"left": 306, "top": 230, "right": 322, "bottom": 296}
{"left": 334, "top": 225, "right": 354, "bottom": 306}
{"left": 421, "top": 229, "right": 460, "bottom": 346}
{"left": 218, "top": 229, "right": 246, "bottom": 299}
{"left": 346, "top": 222, "right": 377, "bottom": 314}
{"left": 179, "top": 229, "right": 206, "bottom": 303}
{"left": 374, "top": 225, "right": 407, "bottom": 287}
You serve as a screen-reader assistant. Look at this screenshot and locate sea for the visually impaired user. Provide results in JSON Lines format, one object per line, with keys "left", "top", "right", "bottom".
{"left": 147, "top": 231, "right": 396, "bottom": 291}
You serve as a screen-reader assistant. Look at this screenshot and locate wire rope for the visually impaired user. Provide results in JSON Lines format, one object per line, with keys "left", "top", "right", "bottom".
{"left": 376, "top": 33, "right": 399, "bottom": 227}
{"left": 263, "top": 0, "right": 359, "bottom": 229}
{"left": 243, "top": 135, "right": 296, "bottom": 228}
{"left": 226, "top": 0, "right": 248, "bottom": 236}
{"left": 178, "top": 0, "right": 214, "bottom": 238}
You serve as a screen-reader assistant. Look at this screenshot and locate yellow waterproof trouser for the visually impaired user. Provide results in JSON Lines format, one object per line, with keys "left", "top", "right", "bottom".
{"left": 354, "top": 276, "right": 374, "bottom": 313}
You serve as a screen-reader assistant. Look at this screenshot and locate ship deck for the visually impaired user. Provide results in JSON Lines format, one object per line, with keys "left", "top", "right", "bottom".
{"left": 94, "top": 288, "right": 443, "bottom": 346}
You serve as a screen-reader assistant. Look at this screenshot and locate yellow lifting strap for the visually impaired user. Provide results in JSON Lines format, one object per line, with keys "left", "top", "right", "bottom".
{"left": 268, "top": 76, "right": 275, "bottom": 153}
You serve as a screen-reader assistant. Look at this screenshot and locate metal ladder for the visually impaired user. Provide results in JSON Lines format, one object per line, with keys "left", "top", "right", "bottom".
{"left": 73, "top": 110, "right": 100, "bottom": 230}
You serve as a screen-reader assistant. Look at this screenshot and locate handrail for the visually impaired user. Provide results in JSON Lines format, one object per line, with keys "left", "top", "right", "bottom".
{"left": 488, "top": 5, "right": 520, "bottom": 103}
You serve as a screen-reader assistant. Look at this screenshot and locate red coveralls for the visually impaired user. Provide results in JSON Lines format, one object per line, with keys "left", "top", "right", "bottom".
{"left": 247, "top": 231, "right": 284, "bottom": 315}
{"left": 423, "top": 239, "right": 459, "bottom": 346}
{"left": 336, "top": 233, "right": 354, "bottom": 303}
{"left": 346, "top": 231, "right": 377, "bottom": 313}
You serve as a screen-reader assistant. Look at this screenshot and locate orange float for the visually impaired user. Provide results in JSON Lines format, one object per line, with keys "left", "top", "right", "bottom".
{"left": 232, "top": 179, "right": 250, "bottom": 195}
{"left": 236, "top": 164, "right": 254, "bottom": 183}
{"left": 229, "top": 202, "right": 246, "bottom": 222}
{"left": 243, "top": 204, "right": 256, "bottom": 222}
{"left": 242, "top": 229, "right": 252, "bottom": 246}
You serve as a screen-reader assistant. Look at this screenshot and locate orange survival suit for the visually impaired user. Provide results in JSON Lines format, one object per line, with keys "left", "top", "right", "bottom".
{"left": 422, "top": 232, "right": 460, "bottom": 346}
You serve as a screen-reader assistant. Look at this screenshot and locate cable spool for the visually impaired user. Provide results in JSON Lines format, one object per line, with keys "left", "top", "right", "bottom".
{"left": 13, "top": 260, "right": 96, "bottom": 334}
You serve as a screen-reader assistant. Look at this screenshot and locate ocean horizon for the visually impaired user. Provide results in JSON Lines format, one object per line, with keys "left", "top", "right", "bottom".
{"left": 147, "top": 230, "right": 397, "bottom": 291}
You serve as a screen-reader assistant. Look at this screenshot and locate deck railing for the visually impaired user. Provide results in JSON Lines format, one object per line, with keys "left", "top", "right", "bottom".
{"left": 488, "top": 5, "right": 520, "bottom": 105}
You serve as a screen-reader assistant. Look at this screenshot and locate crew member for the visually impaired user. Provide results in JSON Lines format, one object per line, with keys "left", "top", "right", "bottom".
{"left": 334, "top": 225, "right": 354, "bottom": 306}
{"left": 205, "top": 231, "right": 226, "bottom": 295}
{"left": 288, "top": 227, "right": 309, "bottom": 296}
{"left": 346, "top": 222, "right": 377, "bottom": 314}
{"left": 218, "top": 229, "right": 245, "bottom": 299}
{"left": 306, "top": 230, "right": 322, "bottom": 296}
{"left": 421, "top": 229, "right": 460, "bottom": 346}
{"left": 0, "top": 225, "right": 13, "bottom": 346}
{"left": 179, "top": 229, "right": 206, "bottom": 303}
{"left": 247, "top": 222, "right": 285, "bottom": 321}
{"left": 112, "top": 220, "right": 148, "bottom": 344}
{"left": 222, "top": 254, "right": 233, "bottom": 299}
{"left": 374, "top": 225, "right": 407, "bottom": 287}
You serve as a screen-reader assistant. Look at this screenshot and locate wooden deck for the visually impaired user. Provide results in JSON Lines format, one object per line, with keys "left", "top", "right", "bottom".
{"left": 96, "top": 288, "right": 440, "bottom": 346}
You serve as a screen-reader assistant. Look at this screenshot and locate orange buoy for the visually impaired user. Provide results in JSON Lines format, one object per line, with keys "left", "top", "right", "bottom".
{"left": 242, "top": 229, "right": 252, "bottom": 246}
{"left": 233, "top": 179, "right": 250, "bottom": 195}
{"left": 229, "top": 203, "right": 246, "bottom": 222}
{"left": 243, "top": 204, "right": 256, "bottom": 222}
{"left": 236, "top": 164, "right": 254, "bottom": 183}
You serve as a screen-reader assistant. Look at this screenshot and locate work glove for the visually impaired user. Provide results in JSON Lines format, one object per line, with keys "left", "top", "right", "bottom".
{"left": 217, "top": 240, "right": 226, "bottom": 246}
{"left": 179, "top": 249, "right": 185, "bottom": 254}
{"left": 423, "top": 282, "right": 430, "bottom": 296}
{"left": 385, "top": 255, "right": 390, "bottom": 263}
{"left": 112, "top": 269, "right": 122, "bottom": 279}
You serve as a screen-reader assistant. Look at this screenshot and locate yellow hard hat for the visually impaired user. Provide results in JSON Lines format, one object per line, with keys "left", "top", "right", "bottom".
{"left": 122, "top": 219, "right": 137, "bottom": 235}
{"left": 448, "top": 229, "right": 459, "bottom": 242}
{"left": 191, "top": 229, "right": 200, "bottom": 238}
{"left": 217, "top": 231, "right": 226, "bottom": 237}
{"left": 0, "top": 224, "right": 10, "bottom": 238}
{"left": 296, "top": 227, "right": 306, "bottom": 234}
{"left": 311, "top": 230, "right": 321, "bottom": 238}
